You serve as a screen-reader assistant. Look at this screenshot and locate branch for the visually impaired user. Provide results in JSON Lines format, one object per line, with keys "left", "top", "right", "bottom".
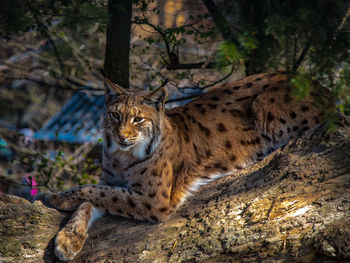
{"left": 1, "top": 75, "right": 102, "bottom": 92}
{"left": 51, "top": 141, "right": 98, "bottom": 188}
{"left": 202, "top": 0, "right": 239, "bottom": 46}
{"left": 132, "top": 18, "right": 173, "bottom": 63}
{"left": 133, "top": 16, "right": 215, "bottom": 71}
{"left": 293, "top": 4, "right": 350, "bottom": 72}
{"left": 165, "top": 66, "right": 234, "bottom": 104}
{"left": 292, "top": 38, "right": 311, "bottom": 71}
{"left": 201, "top": 66, "right": 234, "bottom": 89}
{"left": 55, "top": 33, "right": 94, "bottom": 78}
{"left": 25, "top": 0, "right": 66, "bottom": 76}
{"left": 334, "top": 3, "right": 350, "bottom": 39}
{"left": 166, "top": 62, "right": 216, "bottom": 70}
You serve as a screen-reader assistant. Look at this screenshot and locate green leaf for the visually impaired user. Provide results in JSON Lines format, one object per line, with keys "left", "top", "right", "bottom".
{"left": 216, "top": 41, "right": 243, "bottom": 72}
{"left": 290, "top": 74, "right": 313, "bottom": 101}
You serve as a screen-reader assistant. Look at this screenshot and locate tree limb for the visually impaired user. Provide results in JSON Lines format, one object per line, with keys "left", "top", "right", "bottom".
{"left": 202, "top": 0, "right": 239, "bottom": 46}
{"left": 292, "top": 38, "right": 311, "bottom": 71}
{"left": 166, "top": 62, "right": 216, "bottom": 70}
{"left": 1, "top": 114, "right": 350, "bottom": 262}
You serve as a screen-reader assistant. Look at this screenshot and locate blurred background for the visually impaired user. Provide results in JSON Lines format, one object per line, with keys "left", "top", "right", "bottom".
{"left": 0, "top": 0, "right": 349, "bottom": 197}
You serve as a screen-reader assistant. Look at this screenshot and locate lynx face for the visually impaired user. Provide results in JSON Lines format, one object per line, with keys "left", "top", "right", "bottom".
{"left": 107, "top": 102, "right": 152, "bottom": 150}
{"left": 104, "top": 79, "right": 166, "bottom": 157}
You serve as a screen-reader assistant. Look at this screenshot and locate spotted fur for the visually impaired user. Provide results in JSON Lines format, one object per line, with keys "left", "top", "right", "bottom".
{"left": 46, "top": 72, "right": 334, "bottom": 261}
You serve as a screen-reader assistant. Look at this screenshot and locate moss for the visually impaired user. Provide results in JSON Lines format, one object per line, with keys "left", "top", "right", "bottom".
{"left": 0, "top": 237, "right": 22, "bottom": 257}
{"left": 0, "top": 222, "right": 24, "bottom": 237}
{"left": 23, "top": 239, "right": 42, "bottom": 249}
{"left": 0, "top": 198, "right": 62, "bottom": 261}
{"left": 28, "top": 214, "right": 41, "bottom": 224}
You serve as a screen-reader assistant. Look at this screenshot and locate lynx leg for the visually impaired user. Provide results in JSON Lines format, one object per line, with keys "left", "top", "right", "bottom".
{"left": 54, "top": 202, "right": 105, "bottom": 261}
{"left": 45, "top": 191, "right": 84, "bottom": 211}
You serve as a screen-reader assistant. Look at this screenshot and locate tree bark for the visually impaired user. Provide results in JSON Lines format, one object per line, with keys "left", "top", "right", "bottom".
{"left": 103, "top": 0, "right": 132, "bottom": 88}
{"left": 1, "top": 113, "right": 350, "bottom": 262}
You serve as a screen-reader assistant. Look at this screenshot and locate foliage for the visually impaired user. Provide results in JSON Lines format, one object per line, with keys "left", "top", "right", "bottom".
{"left": 290, "top": 74, "right": 313, "bottom": 101}
{"left": 131, "top": 0, "right": 219, "bottom": 87}
{"left": 215, "top": 41, "right": 243, "bottom": 73}
{"left": 335, "top": 66, "right": 350, "bottom": 115}
{"left": 2, "top": 0, "right": 350, "bottom": 97}
{"left": 0, "top": 0, "right": 107, "bottom": 39}
{"left": 215, "top": 0, "right": 350, "bottom": 112}
{"left": 0, "top": 0, "right": 108, "bottom": 96}
{"left": 1, "top": 0, "right": 350, "bottom": 193}
{"left": 16, "top": 146, "right": 100, "bottom": 192}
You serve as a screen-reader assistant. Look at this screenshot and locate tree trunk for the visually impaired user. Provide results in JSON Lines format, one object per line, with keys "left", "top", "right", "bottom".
{"left": 103, "top": 0, "right": 132, "bottom": 88}
{"left": 1, "top": 113, "right": 350, "bottom": 262}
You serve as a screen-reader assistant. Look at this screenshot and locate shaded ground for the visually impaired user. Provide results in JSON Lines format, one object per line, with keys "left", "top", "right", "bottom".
{"left": 0, "top": 113, "right": 350, "bottom": 263}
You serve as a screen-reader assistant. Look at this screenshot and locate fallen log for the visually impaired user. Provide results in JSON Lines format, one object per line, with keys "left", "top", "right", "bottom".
{"left": 0, "top": 113, "right": 349, "bottom": 262}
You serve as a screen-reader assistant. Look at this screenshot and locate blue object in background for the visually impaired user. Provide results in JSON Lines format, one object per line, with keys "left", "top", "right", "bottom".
{"left": 34, "top": 91, "right": 105, "bottom": 144}
{"left": 0, "top": 138, "right": 15, "bottom": 161}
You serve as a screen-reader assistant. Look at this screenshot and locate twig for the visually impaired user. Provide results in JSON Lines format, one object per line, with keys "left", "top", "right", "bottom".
{"left": 202, "top": 0, "right": 239, "bottom": 46}
{"left": 53, "top": 141, "right": 98, "bottom": 182}
{"left": 166, "top": 62, "right": 216, "bottom": 70}
{"left": 133, "top": 18, "right": 173, "bottom": 64}
{"left": 165, "top": 66, "right": 234, "bottom": 104}
{"left": 1, "top": 75, "right": 103, "bottom": 91}
{"left": 159, "top": 78, "right": 169, "bottom": 88}
{"left": 133, "top": 13, "right": 214, "bottom": 71}
{"left": 26, "top": 0, "right": 66, "bottom": 76}
{"left": 292, "top": 38, "right": 311, "bottom": 71}
{"left": 56, "top": 33, "right": 96, "bottom": 80}
{"left": 334, "top": 3, "right": 350, "bottom": 39}
{"left": 201, "top": 66, "right": 234, "bottom": 89}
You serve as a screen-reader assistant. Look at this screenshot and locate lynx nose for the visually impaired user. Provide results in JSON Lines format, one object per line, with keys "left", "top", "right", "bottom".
{"left": 118, "top": 129, "right": 130, "bottom": 142}
{"left": 118, "top": 133, "right": 128, "bottom": 142}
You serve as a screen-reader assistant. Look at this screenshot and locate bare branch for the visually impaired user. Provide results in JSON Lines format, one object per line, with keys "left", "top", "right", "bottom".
{"left": 132, "top": 18, "right": 173, "bottom": 62}
{"left": 292, "top": 38, "right": 311, "bottom": 71}
{"left": 1, "top": 75, "right": 102, "bottom": 91}
{"left": 25, "top": 0, "right": 66, "bottom": 76}
{"left": 166, "top": 62, "right": 216, "bottom": 70}
{"left": 133, "top": 10, "right": 218, "bottom": 71}
{"left": 202, "top": 0, "right": 239, "bottom": 46}
{"left": 165, "top": 66, "right": 234, "bottom": 104}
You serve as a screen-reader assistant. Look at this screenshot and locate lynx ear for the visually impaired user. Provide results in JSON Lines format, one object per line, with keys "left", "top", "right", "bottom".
{"left": 144, "top": 86, "right": 167, "bottom": 110}
{"left": 104, "top": 78, "right": 125, "bottom": 97}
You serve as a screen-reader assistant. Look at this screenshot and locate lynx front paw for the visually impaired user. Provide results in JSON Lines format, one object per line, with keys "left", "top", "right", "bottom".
{"left": 54, "top": 225, "right": 88, "bottom": 261}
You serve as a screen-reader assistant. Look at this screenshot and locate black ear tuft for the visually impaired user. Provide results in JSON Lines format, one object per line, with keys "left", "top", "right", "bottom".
{"left": 144, "top": 86, "right": 167, "bottom": 110}
{"left": 104, "top": 78, "right": 125, "bottom": 97}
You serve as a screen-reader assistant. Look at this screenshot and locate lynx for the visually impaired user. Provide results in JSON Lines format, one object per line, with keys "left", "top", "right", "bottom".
{"left": 40, "top": 72, "right": 333, "bottom": 261}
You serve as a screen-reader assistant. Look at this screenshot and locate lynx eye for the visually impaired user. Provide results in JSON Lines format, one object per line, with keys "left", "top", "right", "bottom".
{"left": 110, "top": 112, "right": 120, "bottom": 121}
{"left": 133, "top": 116, "right": 144, "bottom": 123}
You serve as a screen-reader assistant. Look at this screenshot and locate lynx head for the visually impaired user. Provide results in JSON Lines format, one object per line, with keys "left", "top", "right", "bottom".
{"left": 104, "top": 78, "right": 167, "bottom": 158}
